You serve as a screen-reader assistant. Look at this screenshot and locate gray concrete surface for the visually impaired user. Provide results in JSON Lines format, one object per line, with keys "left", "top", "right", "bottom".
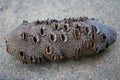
{"left": 0, "top": 0, "right": 120, "bottom": 80}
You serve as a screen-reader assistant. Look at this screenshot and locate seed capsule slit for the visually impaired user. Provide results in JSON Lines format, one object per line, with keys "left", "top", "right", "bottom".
{"left": 91, "top": 25, "right": 97, "bottom": 32}
{"left": 74, "top": 28, "right": 81, "bottom": 39}
{"left": 84, "top": 39, "right": 89, "bottom": 48}
{"left": 29, "top": 56, "right": 35, "bottom": 63}
{"left": 46, "top": 46, "right": 53, "bottom": 54}
{"left": 20, "top": 32, "right": 28, "bottom": 41}
{"left": 33, "top": 36, "right": 37, "bottom": 44}
{"left": 85, "top": 27, "right": 89, "bottom": 34}
{"left": 101, "top": 33, "right": 106, "bottom": 43}
{"left": 63, "top": 24, "right": 70, "bottom": 31}
{"left": 23, "top": 20, "right": 28, "bottom": 23}
{"left": 40, "top": 27, "right": 44, "bottom": 35}
{"left": 30, "top": 56, "right": 33, "bottom": 61}
{"left": 49, "top": 33, "right": 57, "bottom": 42}
{"left": 19, "top": 51, "right": 24, "bottom": 58}
{"left": 47, "top": 46, "right": 50, "bottom": 53}
{"left": 50, "top": 34, "right": 54, "bottom": 41}
{"left": 78, "top": 48, "right": 82, "bottom": 56}
{"left": 90, "top": 41, "right": 96, "bottom": 49}
{"left": 54, "top": 24, "right": 58, "bottom": 30}
{"left": 91, "top": 32, "right": 96, "bottom": 41}
{"left": 38, "top": 57, "right": 42, "bottom": 62}
{"left": 60, "top": 34, "right": 68, "bottom": 42}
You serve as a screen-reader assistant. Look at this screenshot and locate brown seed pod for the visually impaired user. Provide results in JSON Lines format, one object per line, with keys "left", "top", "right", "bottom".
{"left": 6, "top": 17, "right": 117, "bottom": 64}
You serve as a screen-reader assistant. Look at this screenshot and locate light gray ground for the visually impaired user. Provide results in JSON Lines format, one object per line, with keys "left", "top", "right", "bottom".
{"left": 0, "top": 0, "right": 120, "bottom": 80}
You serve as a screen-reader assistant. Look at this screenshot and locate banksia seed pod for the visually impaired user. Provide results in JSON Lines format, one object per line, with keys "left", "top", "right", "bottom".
{"left": 5, "top": 17, "right": 117, "bottom": 64}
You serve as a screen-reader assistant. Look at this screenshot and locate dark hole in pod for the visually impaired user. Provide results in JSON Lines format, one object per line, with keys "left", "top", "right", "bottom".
{"left": 23, "top": 20, "right": 28, "bottom": 23}
{"left": 40, "top": 27, "right": 44, "bottom": 35}
{"left": 91, "top": 18, "right": 95, "bottom": 20}
{"left": 54, "top": 24, "right": 58, "bottom": 30}
{"left": 64, "top": 24, "right": 70, "bottom": 31}
{"left": 64, "top": 25, "right": 67, "bottom": 31}
{"left": 47, "top": 46, "right": 50, "bottom": 53}
{"left": 46, "top": 45, "right": 53, "bottom": 54}
{"left": 94, "top": 27, "right": 97, "bottom": 32}
{"left": 38, "top": 57, "right": 42, "bottom": 62}
{"left": 91, "top": 25, "right": 97, "bottom": 32}
{"left": 90, "top": 41, "right": 96, "bottom": 49}
{"left": 91, "top": 41, "right": 94, "bottom": 48}
{"left": 74, "top": 28, "right": 80, "bottom": 39}
{"left": 91, "top": 32, "right": 96, "bottom": 41}
{"left": 61, "top": 34, "right": 67, "bottom": 42}
{"left": 50, "top": 33, "right": 57, "bottom": 42}
{"left": 52, "top": 19, "right": 58, "bottom": 22}
{"left": 20, "top": 32, "right": 28, "bottom": 41}
{"left": 84, "top": 39, "right": 89, "bottom": 48}
{"left": 100, "top": 33, "right": 106, "bottom": 43}
{"left": 85, "top": 27, "right": 89, "bottom": 34}
{"left": 29, "top": 56, "right": 34, "bottom": 62}
{"left": 50, "top": 34, "right": 54, "bottom": 41}
{"left": 36, "top": 20, "right": 40, "bottom": 25}
{"left": 61, "top": 34, "right": 65, "bottom": 41}
{"left": 19, "top": 51, "right": 24, "bottom": 57}
{"left": 33, "top": 36, "right": 37, "bottom": 44}
{"left": 102, "top": 34, "right": 106, "bottom": 42}
{"left": 105, "top": 43, "right": 109, "bottom": 49}
{"left": 78, "top": 48, "right": 82, "bottom": 56}
{"left": 75, "top": 24, "right": 81, "bottom": 29}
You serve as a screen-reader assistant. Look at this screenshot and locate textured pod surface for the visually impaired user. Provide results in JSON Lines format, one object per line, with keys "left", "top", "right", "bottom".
{"left": 1, "top": 0, "right": 120, "bottom": 80}
{"left": 6, "top": 17, "right": 117, "bottom": 64}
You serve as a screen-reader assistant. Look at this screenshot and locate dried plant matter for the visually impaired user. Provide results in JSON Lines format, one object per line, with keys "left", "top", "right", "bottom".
{"left": 5, "top": 17, "right": 117, "bottom": 64}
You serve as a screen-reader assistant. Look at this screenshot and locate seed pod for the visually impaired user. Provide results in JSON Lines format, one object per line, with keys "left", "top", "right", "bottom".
{"left": 6, "top": 16, "right": 117, "bottom": 64}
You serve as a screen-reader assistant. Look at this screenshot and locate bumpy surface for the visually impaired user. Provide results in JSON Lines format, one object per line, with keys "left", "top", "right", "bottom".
{"left": 6, "top": 17, "right": 117, "bottom": 64}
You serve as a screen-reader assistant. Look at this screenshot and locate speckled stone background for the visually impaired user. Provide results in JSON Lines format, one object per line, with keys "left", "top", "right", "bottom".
{"left": 0, "top": 0, "right": 120, "bottom": 80}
